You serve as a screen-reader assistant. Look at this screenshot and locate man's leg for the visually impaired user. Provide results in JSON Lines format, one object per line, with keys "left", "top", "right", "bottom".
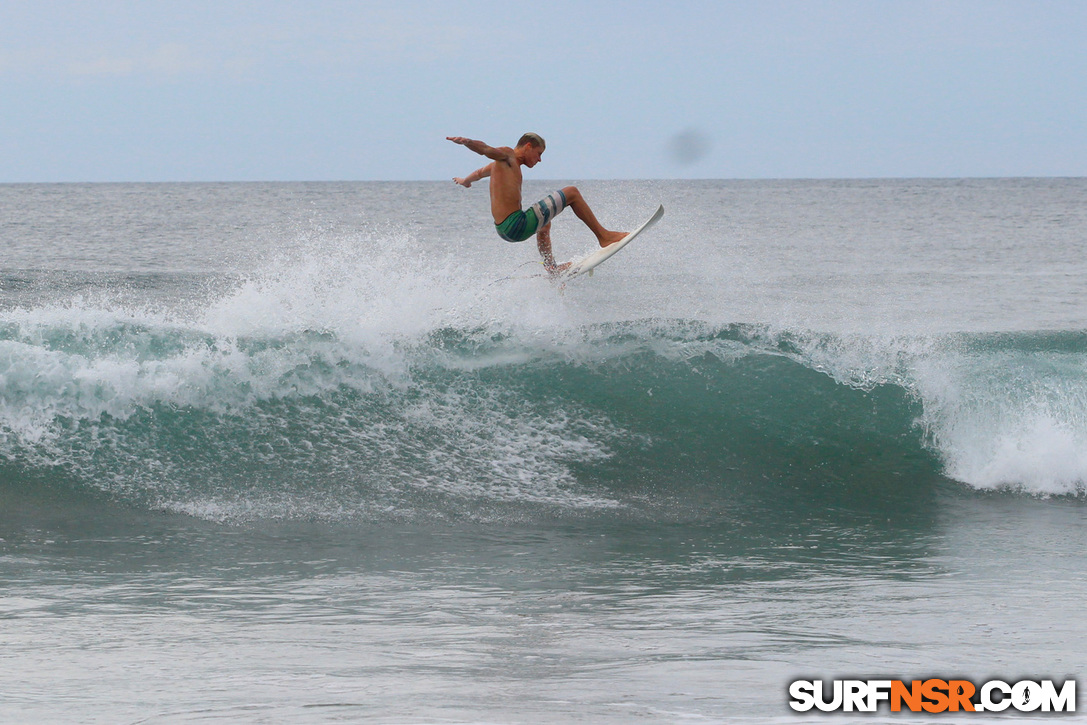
{"left": 535, "top": 223, "right": 572, "bottom": 275}
{"left": 561, "top": 186, "right": 627, "bottom": 247}
{"left": 536, "top": 223, "right": 556, "bottom": 270}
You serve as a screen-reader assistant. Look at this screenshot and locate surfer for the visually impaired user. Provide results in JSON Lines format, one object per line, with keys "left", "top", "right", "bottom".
{"left": 448, "top": 133, "right": 626, "bottom": 274}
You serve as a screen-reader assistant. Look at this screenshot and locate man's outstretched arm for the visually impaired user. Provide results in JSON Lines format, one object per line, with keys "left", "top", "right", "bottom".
{"left": 453, "top": 163, "right": 493, "bottom": 188}
{"left": 447, "top": 137, "right": 515, "bottom": 163}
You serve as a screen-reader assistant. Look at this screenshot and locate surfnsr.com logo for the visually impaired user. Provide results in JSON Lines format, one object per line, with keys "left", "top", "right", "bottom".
{"left": 789, "top": 679, "right": 1077, "bottom": 713}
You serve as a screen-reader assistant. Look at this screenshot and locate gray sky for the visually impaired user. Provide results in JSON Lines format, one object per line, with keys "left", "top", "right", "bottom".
{"left": 2, "top": 0, "right": 1085, "bottom": 182}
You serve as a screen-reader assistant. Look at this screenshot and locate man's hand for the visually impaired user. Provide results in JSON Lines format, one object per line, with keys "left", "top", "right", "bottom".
{"left": 453, "top": 177, "right": 472, "bottom": 188}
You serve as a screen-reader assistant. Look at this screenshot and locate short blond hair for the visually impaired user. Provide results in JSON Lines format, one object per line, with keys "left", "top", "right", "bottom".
{"left": 517, "top": 132, "right": 545, "bottom": 150}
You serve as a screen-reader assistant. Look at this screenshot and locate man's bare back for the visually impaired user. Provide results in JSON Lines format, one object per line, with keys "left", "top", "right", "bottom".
{"left": 448, "top": 133, "right": 626, "bottom": 272}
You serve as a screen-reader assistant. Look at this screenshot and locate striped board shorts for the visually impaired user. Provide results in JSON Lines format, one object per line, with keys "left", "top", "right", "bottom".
{"left": 495, "top": 189, "right": 568, "bottom": 242}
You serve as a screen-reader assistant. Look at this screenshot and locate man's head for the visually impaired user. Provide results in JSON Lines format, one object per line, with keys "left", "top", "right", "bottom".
{"left": 517, "top": 132, "right": 545, "bottom": 151}
{"left": 517, "top": 132, "right": 545, "bottom": 167}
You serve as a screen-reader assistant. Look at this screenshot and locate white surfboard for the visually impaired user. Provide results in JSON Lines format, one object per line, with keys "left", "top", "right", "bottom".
{"left": 559, "top": 204, "right": 664, "bottom": 281}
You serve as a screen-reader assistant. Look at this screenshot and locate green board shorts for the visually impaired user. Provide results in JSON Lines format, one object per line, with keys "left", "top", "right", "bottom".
{"left": 495, "top": 189, "right": 568, "bottom": 242}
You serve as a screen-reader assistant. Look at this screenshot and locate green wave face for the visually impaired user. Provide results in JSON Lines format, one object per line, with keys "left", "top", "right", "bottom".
{"left": 3, "top": 310, "right": 1086, "bottom": 522}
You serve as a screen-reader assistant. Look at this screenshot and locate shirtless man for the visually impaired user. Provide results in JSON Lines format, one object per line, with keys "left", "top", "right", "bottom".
{"left": 447, "top": 133, "right": 626, "bottom": 273}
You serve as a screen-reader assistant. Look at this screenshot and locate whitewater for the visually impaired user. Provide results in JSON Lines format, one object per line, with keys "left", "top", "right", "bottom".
{"left": 2, "top": 179, "right": 1085, "bottom": 722}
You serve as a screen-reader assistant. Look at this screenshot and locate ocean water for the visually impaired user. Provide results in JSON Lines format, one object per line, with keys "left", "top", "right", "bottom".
{"left": 1, "top": 179, "right": 1085, "bottom": 722}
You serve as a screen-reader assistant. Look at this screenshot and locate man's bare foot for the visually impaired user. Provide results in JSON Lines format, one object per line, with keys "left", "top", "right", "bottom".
{"left": 546, "top": 261, "right": 572, "bottom": 277}
{"left": 599, "top": 230, "right": 628, "bottom": 247}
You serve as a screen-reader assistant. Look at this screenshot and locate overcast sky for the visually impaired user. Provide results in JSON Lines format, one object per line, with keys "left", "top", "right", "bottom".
{"left": 2, "top": 0, "right": 1085, "bottom": 182}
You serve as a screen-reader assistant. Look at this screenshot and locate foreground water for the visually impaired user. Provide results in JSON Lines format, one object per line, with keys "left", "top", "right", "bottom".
{"left": 1, "top": 180, "right": 1085, "bottom": 721}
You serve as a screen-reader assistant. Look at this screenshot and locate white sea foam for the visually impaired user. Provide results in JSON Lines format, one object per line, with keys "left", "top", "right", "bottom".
{"left": 911, "top": 346, "right": 1087, "bottom": 495}
{"left": 779, "top": 330, "right": 1087, "bottom": 495}
{"left": 0, "top": 229, "right": 629, "bottom": 519}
